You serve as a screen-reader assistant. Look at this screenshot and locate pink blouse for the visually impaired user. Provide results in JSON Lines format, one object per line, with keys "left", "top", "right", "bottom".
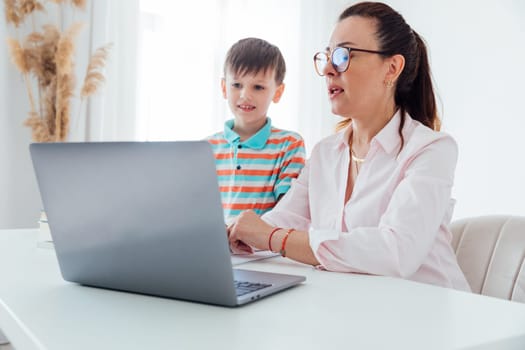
{"left": 262, "top": 112, "right": 471, "bottom": 291}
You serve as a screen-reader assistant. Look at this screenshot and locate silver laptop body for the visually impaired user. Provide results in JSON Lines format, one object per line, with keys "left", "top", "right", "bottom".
{"left": 30, "top": 141, "right": 305, "bottom": 307}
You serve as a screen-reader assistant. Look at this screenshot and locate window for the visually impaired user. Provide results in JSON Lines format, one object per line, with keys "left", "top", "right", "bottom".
{"left": 138, "top": 0, "right": 340, "bottom": 152}
{"left": 138, "top": 0, "right": 302, "bottom": 141}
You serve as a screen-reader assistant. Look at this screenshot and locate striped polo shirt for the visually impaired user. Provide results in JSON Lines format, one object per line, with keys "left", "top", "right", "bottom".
{"left": 206, "top": 118, "right": 306, "bottom": 222}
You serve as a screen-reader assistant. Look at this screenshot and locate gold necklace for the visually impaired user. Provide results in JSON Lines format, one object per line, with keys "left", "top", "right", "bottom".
{"left": 349, "top": 135, "right": 365, "bottom": 176}
{"left": 349, "top": 134, "right": 366, "bottom": 164}
{"left": 350, "top": 149, "right": 366, "bottom": 164}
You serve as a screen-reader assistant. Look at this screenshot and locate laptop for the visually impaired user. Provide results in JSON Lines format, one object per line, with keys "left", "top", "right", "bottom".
{"left": 30, "top": 141, "right": 305, "bottom": 307}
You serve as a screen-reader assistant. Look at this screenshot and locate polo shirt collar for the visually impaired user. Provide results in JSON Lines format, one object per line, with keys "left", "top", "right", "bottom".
{"left": 223, "top": 118, "right": 272, "bottom": 149}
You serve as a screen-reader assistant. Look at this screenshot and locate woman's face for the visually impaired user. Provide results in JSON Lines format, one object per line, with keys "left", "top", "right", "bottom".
{"left": 323, "top": 16, "right": 390, "bottom": 118}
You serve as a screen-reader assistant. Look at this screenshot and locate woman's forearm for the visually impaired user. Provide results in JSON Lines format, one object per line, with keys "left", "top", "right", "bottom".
{"left": 269, "top": 229, "right": 320, "bottom": 266}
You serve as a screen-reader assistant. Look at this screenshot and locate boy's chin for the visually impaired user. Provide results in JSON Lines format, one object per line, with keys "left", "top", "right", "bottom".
{"left": 233, "top": 114, "right": 268, "bottom": 124}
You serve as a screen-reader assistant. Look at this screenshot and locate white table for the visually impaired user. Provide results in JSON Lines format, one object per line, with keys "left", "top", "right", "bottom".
{"left": 1, "top": 229, "right": 525, "bottom": 350}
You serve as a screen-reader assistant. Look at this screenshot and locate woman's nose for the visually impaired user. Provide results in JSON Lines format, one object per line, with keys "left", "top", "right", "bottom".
{"left": 323, "top": 60, "right": 336, "bottom": 76}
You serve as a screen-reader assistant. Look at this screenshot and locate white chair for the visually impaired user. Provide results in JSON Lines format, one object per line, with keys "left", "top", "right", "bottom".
{"left": 450, "top": 215, "right": 525, "bottom": 303}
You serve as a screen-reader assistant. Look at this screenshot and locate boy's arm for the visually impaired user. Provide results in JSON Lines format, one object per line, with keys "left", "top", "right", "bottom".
{"left": 263, "top": 158, "right": 311, "bottom": 231}
{"left": 273, "top": 136, "right": 306, "bottom": 199}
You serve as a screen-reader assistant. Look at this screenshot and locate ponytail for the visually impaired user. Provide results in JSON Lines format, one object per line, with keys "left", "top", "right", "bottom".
{"left": 397, "top": 31, "right": 440, "bottom": 131}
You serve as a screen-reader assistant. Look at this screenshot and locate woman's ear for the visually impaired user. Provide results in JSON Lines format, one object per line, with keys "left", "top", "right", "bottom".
{"left": 221, "top": 78, "right": 227, "bottom": 99}
{"left": 384, "top": 54, "right": 405, "bottom": 85}
{"left": 272, "top": 83, "right": 285, "bottom": 103}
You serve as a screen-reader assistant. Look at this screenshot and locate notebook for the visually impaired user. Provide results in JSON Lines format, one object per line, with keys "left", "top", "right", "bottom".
{"left": 30, "top": 141, "right": 305, "bottom": 307}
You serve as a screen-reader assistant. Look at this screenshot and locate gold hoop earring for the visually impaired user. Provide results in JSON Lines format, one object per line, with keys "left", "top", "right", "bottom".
{"left": 384, "top": 80, "right": 394, "bottom": 88}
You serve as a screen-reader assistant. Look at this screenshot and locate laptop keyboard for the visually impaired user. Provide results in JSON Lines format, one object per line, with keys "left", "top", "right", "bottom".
{"left": 234, "top": 280, "right": 272, "bottom": 296}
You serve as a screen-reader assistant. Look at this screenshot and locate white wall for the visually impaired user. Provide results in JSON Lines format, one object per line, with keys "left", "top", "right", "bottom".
{"left": 0, "top": 0, "right": 524, "bottom": 228}
{"left": 0, "top": 6, "right": 41, "bottom": 229}
{"left": 385, "top": 0, "right": 525, "bottom": 219}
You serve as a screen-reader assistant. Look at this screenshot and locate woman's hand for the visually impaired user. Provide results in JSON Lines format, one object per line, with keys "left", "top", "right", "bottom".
{"left": 226, "top": 222, "right": 253, "bottom": 255}
{"left": 228, "top": 210, "right": 274, "bottom": 251}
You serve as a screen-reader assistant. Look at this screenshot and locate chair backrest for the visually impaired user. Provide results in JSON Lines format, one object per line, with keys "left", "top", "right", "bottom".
{"left": 450, "top": 215, "right": 525, "bottom": 303}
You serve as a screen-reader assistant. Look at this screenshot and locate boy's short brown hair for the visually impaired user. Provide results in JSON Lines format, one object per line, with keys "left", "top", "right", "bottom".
{"left": 223, "top": 37, "right": 286, "bottom": 85}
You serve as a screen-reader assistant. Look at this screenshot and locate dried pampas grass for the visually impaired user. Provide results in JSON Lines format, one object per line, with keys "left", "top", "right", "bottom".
{"left": 4, "top": 0, "right": 111, "bottom": 142}
{"left": 4, "top": 0, "right": 44, "bottom": 27}
{"left": 71, "top": 0, "right": 86, "bottom": 10}
{"left": 81, "top": 43, "right": 112, "bottom": 98}
{"left": 6, "top": 38, "right": 29, "bottom": 73}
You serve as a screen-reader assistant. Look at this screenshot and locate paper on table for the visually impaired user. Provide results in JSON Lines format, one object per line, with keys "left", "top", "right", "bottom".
{"left": 231, "top": 250, "right": 279, "bottom": 266}
{"left": 37, "top": 210, "right": 54, "bottom": 249}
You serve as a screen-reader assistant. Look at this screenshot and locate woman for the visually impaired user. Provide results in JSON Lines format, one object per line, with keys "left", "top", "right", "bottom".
{"left": 228, "top": 1, "right": 470, "bottom": 291}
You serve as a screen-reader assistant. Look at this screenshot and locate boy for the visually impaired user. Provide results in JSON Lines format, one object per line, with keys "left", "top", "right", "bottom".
{"left": 207, "top": 38, "right": 306, "bottom": 224}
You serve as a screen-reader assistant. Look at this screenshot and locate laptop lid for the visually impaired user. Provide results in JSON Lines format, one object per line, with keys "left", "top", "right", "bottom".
{"left": 30, "top": 141, "right": 305, "bottom": 306}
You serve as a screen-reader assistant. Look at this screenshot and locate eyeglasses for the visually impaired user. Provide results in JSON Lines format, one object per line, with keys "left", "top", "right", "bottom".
{"left": 313, "top": 46, "right": 387, "bottom": 76}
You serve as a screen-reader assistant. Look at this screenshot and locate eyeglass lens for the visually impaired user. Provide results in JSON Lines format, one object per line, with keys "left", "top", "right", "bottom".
{"left": 314, "top": 47, "right": 350, "bottom": 75}
{"left": 332, "top": 47, "right": 349, "bottom": 72}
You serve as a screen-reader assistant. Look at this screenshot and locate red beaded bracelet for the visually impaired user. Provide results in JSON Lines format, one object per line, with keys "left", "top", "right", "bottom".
{"left": 268, "top": 227, "right": 282, "bottom": 252}
{"left": 279, "top": 228, "right": 296, "bottom": 257}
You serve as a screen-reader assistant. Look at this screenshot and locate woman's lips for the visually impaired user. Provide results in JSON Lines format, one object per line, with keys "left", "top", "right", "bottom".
{"left": 328, "top": 85, "right": 344, "bottom": 99}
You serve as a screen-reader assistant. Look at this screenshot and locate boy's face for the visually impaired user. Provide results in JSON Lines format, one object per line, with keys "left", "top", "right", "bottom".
{"left": 221, "top": 69, "right": 285, "bottom": 127}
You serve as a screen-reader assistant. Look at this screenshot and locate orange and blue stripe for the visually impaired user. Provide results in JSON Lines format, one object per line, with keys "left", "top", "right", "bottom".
{"left": 206, "top": 118, "right": 306, "bottom": 222}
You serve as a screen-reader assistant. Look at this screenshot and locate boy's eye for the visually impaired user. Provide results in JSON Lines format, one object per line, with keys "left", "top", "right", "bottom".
{"left": 254, "top": 85, "right": 265, "bottom": 90}
{"left": 231, "top": 83, "right": 241, "bottom": 88}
